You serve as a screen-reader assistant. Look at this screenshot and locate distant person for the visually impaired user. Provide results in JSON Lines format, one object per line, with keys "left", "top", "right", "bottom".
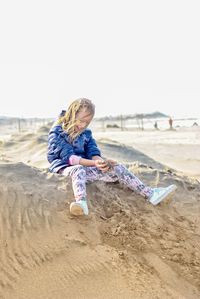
{"left": 47, "top": 98, "right": 177, "bottom": 216}
{"left": 154, "top": 121, "right": 158, "bottom": 130}
{"left": 169, "top": 117, "right": 173, "bottom": 130}
{"left": 192, "top": 122, "right": 198, "bottom": 126}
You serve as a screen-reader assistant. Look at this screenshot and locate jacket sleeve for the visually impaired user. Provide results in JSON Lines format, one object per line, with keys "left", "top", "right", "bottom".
{"left": 85, "top": 130, "right": 101, "bottom": 159}
{"left": 47, "top": 130, "right": 75, "bottom": 164}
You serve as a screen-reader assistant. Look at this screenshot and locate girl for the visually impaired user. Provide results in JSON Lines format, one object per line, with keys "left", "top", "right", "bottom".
{"left": 47, "top": 98, "right": 177, "bottom": 216}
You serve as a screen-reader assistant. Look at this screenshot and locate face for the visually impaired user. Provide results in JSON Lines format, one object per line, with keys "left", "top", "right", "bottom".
{"left": 74, "top": 109, "right": 93, "bottom": 133}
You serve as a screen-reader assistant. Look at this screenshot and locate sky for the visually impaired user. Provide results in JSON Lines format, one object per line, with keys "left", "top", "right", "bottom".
{"left": 0, "top": 0, "right": 200, "bottom": 119}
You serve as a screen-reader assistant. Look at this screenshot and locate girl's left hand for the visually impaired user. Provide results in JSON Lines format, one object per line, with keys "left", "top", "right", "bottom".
{"left": 105, "top": 159, "right": 118, "bottom": 168}
{"left": 97, "top": 159, "right": 117, "bottom": 172}
{"left": 95, "top": 160, "right": 110, "bottom": 172}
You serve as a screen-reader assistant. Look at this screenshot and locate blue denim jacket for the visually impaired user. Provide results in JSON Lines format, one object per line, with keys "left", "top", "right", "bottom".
{"left": 47, "top": 125, "right": 101, "bottom": 173}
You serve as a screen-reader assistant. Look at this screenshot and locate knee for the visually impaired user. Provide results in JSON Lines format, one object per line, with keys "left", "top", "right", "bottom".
{"left": 71, "top": 165, "right": 86, "bottom": 177}
{"left": 113, "top": 163, "right": 127, "bottom": 174}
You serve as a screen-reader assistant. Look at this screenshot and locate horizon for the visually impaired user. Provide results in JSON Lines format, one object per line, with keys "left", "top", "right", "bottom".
{"left": 0, "top": 111, "right": 199, "bottom": 121}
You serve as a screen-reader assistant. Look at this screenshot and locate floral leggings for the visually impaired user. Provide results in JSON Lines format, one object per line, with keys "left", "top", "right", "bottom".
{"left": 61, "top": 164, "right": 153, "bottom": 201}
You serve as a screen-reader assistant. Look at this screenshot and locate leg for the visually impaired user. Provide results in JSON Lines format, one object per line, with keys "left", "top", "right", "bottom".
{"left": 85, "top": 164, "right": 153, "bottom": 198}
{"left": 62, "top": 165, "right": 117, "bottom": 201}
{"left": 110, "top": 164, "right": 153, "bottom": 198}
{"left": 110, "top": 164, "right": 177, "bottom": 204}
{"left": 62, "top": 165, "right": 87, "bottom": 201}
{"left": 85, "top": 166, "right": 119, "bottom": 183}
{"left": 62, "top": 164, "right": 152, "bottom": 200}
{"left": 62, "top": 165, "right": 89, "bottom": 215}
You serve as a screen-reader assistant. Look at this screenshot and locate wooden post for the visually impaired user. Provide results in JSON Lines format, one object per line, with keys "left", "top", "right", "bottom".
{"left": 18, "top": 118, "right": 21, "bottom": 132}
{"left": 120, "top": 114, "right": 123, "bottom": 131}
{"left": 141, "top": 114, "right": 144, "bottom": 131}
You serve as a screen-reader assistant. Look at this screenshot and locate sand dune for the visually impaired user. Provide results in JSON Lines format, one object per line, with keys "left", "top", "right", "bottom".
{"left": 0, "top": 126, "right": 200, "bottom": 298}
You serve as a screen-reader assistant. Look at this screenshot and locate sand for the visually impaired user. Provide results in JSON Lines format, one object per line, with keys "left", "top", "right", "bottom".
{"left": 0, "top": 125, "right": 200, "bottom": 298}
{"left": 94, "top": 127, "right": 200, "bottom": 180}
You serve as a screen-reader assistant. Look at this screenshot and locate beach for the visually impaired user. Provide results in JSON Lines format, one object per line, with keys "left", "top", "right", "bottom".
{"left": 94, "top": 126, "right": 200, "bottom": 180}
{"left": 0, "top": 124, "right": 200, "bottom": 298}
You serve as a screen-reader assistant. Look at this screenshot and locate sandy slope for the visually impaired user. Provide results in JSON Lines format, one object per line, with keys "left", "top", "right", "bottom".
{"left": 0, "top": 126, "right": 200, "bottom": 298}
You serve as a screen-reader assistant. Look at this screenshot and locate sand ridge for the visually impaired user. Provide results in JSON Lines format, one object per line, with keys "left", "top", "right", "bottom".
{"left": 0, "top": 126, "right": 200, "bottom": 298}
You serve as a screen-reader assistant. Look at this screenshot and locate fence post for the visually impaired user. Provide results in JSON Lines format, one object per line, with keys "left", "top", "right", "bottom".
{"left": 17, "top": 118, "right": 21, "bottom": 132}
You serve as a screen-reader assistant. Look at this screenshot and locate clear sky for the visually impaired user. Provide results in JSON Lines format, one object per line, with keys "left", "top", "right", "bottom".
{"left": 0, "top": 0, "right": 199, "bottom": 119}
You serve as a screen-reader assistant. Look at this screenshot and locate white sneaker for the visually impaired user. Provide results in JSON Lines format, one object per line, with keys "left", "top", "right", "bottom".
{"left": 70, "top": 199, "right": 89, "bottom": 216}
{"left": 149, "top": 184, "right": 177, "bottom": 205}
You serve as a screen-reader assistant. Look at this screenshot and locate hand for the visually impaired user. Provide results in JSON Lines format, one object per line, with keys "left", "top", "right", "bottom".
{"left": 94, "top": 159, "right": 110, "bottom": 172}
{"left": 94, "top": 159, "right": 118, "bottom": 172}
{"left": 105, "top": 159, "right": 118, "bottom": 168}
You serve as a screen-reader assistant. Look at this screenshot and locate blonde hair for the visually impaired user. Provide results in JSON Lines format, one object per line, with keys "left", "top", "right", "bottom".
{"left": 56, "top": 98, "right": 95, "bottom": 141}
